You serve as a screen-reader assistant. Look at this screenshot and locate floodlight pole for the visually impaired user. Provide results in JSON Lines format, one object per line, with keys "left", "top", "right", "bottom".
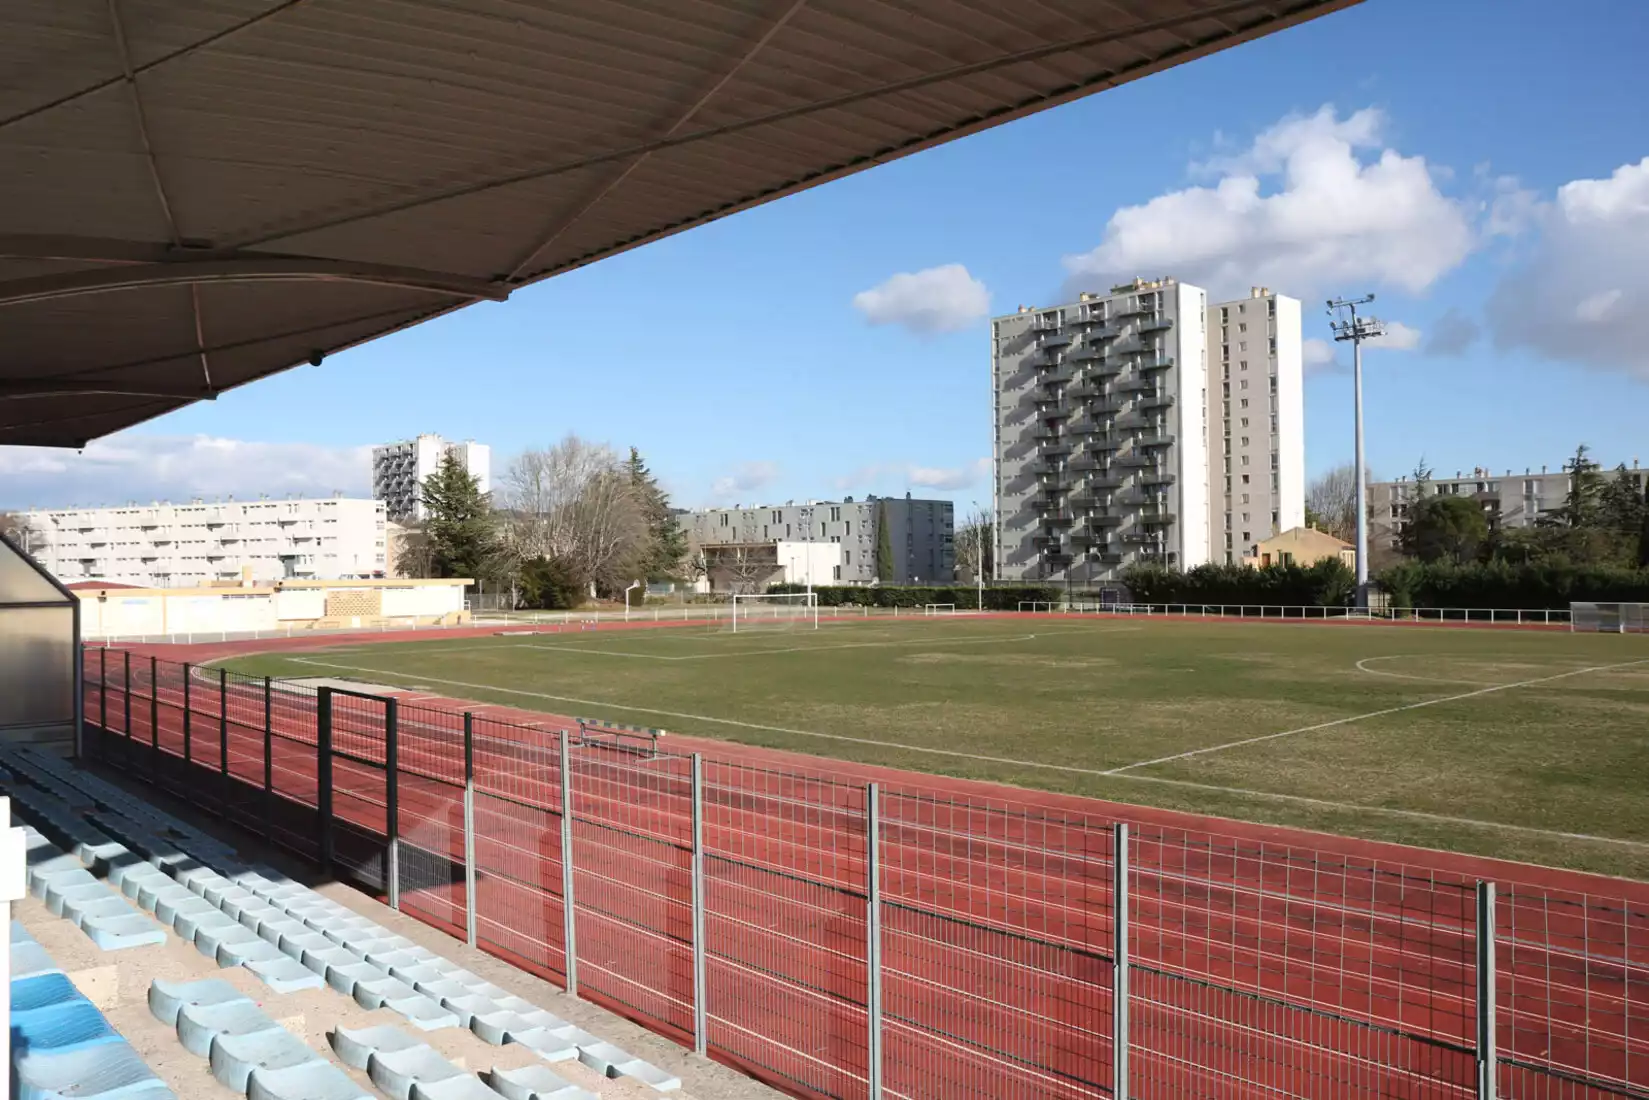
{"left": 624, "top": 580, "right": 641, "bottom": 621}
{"left": 1328, "top": 295, "right": 1385, "bottom": 609}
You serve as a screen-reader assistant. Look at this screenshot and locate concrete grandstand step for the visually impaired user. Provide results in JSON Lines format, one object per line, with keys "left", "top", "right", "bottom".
{"left": 148, "top": 977, "right": 252, "bottom": 1027}
{"left": 365, "top": 1043, "right": 477, "bottom": 1100}
{"left": 484, "top": 1063, "right": 598, "bottom": 1100}
{"left": 209, "top": 1024, "right": 322, "bottom": 1092}
{"left": 174, "top": 997, "right": 277, "bottom": 1058}
{"left": 245, "top": 954, "right": 327, "bottom": 994}
{"left": 246, "top": 1061, "right": 373, "bottom": 1100}
{"left": 328, "top": 1024, "right": 427, "bottom": 1070}
{"left": 575, "top": 1041, "right": 680, "bottom": 1093}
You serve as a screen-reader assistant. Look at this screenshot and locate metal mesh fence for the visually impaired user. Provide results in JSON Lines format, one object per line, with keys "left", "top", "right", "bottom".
{"left": 78, "top": 650, "right": 1648, "bottom": 1100}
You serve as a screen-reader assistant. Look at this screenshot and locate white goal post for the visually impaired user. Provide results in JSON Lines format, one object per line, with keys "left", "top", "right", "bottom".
{"left": 1570, "top": 601, "right": 1649, "bottom": 634}
{"left": 922, "top": 604, "right": 957, "bottom": 616}
{"left": 730, "top": 592, "right": 819, "bottom": 632}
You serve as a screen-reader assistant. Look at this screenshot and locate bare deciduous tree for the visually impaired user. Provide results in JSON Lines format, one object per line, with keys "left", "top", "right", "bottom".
{"left": 954, "top": 507, "right": 994, "bottom": 582}
{"left": 497, "top": 436, "right": 649, "bottom": 596}
{"left": 1305, "top": 464, "right": 1377, "bottom": 544}
{"left": 0, "top": 512, "right": 42, "bottom": 556}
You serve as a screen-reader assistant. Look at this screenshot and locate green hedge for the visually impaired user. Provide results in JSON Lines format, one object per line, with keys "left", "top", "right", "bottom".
{"left": 766, "top": 583, "right": 1059, "bottom": 610}
{"left": 1120, "top": 560, "right": 1356, "bottom": 608}
{"left": 1376, "top": 560, "right": 1649, "bottom": 610}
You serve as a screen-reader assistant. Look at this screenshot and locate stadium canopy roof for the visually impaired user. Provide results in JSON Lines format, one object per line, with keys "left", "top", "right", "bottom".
{"left": 1, "top": 0, "right": 1354, "bottom": 448}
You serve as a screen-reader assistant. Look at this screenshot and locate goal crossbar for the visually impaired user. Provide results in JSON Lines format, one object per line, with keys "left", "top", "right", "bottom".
{"left": 730, "top": 592, "right": 819, "bottom": 632}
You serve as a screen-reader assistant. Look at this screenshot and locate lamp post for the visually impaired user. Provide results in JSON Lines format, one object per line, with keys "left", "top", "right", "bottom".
{"left": 1328, "top": 295, "right": 1386, "bottom": 609}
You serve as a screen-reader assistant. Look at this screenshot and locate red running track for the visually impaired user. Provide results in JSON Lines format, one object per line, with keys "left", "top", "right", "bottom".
{"left": 81, "top": 636, "right": 1648, "bottom": 1100}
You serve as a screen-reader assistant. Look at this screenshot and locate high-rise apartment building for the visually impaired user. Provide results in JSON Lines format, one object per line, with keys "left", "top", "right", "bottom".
{"left": 991, "top": 278, "right": 1303, "bottom": 583}
{"left": 21, "top": 497, "right": 387, "bottom": 587}
{"left": 1206, "top": 289, "right": 1305, "bottom": 563}
{"left": 371, "top": 434, "right": 491, "bottom": 522}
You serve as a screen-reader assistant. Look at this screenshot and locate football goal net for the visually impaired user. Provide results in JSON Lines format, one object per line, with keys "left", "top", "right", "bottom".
{"left": 1570, "top": 602, "right": 1649, "bottom": 633}
{"left": 923, "top": 604, "right": 957, "bottom": 616}
{"left": 729, "top": 592, "right": 819, "bottom": 632}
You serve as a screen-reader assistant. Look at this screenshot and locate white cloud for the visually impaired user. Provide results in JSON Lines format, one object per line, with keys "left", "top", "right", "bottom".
{"left": 1302, "top": 338, "right": 1340, "bottom": 374}
{"left": 1425, "top": 308, "right": 1480, "bottom": 356}
{"left": 836, "top": 458, "right": 989, "bottom": 493}
{"left": 709, "top": 461, "right": 779, "bottom": 500}
{"left": 0, "top": 434, "right": 370, "bottom": 511}
{"left": 1369, "top": 320, "right": 1421, "bottom": 350}
{"left": 1486, "top": 157, "right": 1649, "bottom": 379}
{"left": 1064, "top": 106, "right": 1475, "bottom": 300}
{"left": 852, "top": 264, "right": 990, "bottom": 334}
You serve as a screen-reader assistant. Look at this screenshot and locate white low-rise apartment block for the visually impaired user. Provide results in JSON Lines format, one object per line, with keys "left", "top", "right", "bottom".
{"left": 991, "top": 279, "right": 1303, "bottom": 583}
{"left": 21, "top": 496, "right": 387, "bottom": 587}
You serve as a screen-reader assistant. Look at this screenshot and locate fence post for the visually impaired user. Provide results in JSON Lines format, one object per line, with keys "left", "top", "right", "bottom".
{"left": 219, "top": 668, "right": 230, "bottom": 812}
{"left": 99, "top": 647, "right": 107, "bottom": 735}
{"left": 866, "top": 782, "right": 883, "bottom": 1100}
{"left": 559, "top": 728, "right": 578, "bottom": 995}
{"left": 122, "top": 651, "right": 131, "bottom": 748}
{"left": 318, "top": 688, "right": 334, "bottom": 880}
{"left": 1113, "top": 823, "right": 1130, "bottom": 1099}
{"left": 263, "top": 677, "right": 273, "bottom": 839}
{"left": 690, "top": 754, "right": 708, "bottom": 1056}
{"left": 463, "top": 712, "right": 477, "bottom": 947}
{"left": 1476, "top": 881, "right": 1497, "bottom": 1100}
{"left": 149, "top": 656, "right": 159, "bottom": 783}
{"left": 182, "top": 662, "right": 193, "bottom": 768}
{"left": 385, "top": 697, "right": 400, "bottom": 910}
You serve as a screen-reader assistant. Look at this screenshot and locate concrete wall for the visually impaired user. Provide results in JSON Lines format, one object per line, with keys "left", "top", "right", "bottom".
{"left": 75, "top": 579, "right": 470, "bottom": 637}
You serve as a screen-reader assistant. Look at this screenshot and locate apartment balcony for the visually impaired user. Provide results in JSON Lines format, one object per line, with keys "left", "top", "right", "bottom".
{"left": 1138, "top": 432, "right": 1176, "bottom": 449}
{"left": 1030, "top": 314, "right": 1061, "bottom": 332}
{"left": 1114, "top": 491, "right": 1156, "bottom": 507}
{"left": 1087, "top": 360, "right": 1124, "bottom": 378}
{"left": 1086, "top": 398, "right": 1125, "bottom": 415}
{"left": 1114, "top": 413, "right": 1151, "bottom": 429}
{"left": 1116, "top": 453, "right": 1153, "bottom": 469}
{"left": 1079, "top": 513, "right": 1123, "bottom": 530}
{"left": 1067, "top": 455, "right": 1100, "bottom": 473}
{"left": 1035, "top": 402, "right": 1069, "bottom": 420}
{"left": 1096, "top": 551, "right": 1125, "bottom": 565}
{"left": 1141, "top": 471, "right": 1176, "bottom": 487}
{"left": 1087, "top": 435, "right": 1122, "bottom": 453}
{"left": 1031, "top": 456, "right": 1065, "bottom": 475}
{"left": 1038, "top": 367, "right": 1074, "bottom": 388}
{"left": 1086, "top": 322, "right": 1122, "bottom": 341}
{"left": 1044, "top": 511, "right": 1077, "bottom": 528}
{"left": 1138, "top": 392, "right": 1175, "bottom": 410}
{"left": 1037, "top": 438, "right": 1073, "bottom": 457}
{"left": 1140, "top": 508, "right": 1177, "bottom": 526}
{"left": 1031, "top": 532, "right": 1063, "bottom": 548}
{"left": 1068, "top": 345, "right": 1103, "bottom": 362}
{"left": 1140, "top": 314, "right": 1175, "bottom": 333}
{"left": 1088, "top": 472, "right": 1126, "bottom": 489}
{"left": 1140, "top": 355, "right": 1176, "bottom": 373}
{"left": 1115, "top": 377, "right": 1153, "bottom": 393}
{"left": 1038, "top": 332, "right": 1073, "bottom": 349}
{"left": 1122, "top": 531, "right": 1164, "bottom": 545}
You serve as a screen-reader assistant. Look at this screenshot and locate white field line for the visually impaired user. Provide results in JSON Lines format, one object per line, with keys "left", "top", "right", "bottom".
{"left": 1355, "top": 654, "right": 1514, "bottom": 686}
{"left": 1105, "top": 657, "right": 1649, "bottom": 775}
{"left": 284, "top": 653, "right": 1649, "bottom": 850}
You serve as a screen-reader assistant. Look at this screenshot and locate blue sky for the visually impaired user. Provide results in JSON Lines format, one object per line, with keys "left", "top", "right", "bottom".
{"left": 6, "top": 0, "right": 1648, "bottom": 512}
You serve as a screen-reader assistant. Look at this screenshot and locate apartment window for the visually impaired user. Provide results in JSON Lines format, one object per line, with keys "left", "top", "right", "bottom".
{"left": 833, "top": 566, "right": 842, "bottom": 580}
{"left": 1241, "top": 418, "right": 1250, "bottom": 428}
{"left": 1243, "top": 531, "right": 1251, "bottom": 542}
{"left": 1271, "top": 510, "right": 1279, "bottom": 527}
{"left": 845, "top": 521, "right": 851, "bottom": 536}
{"left": 1241, "top": 436, "right": 1250, "bottom": 447}
{"left": 1242, "top": 455, "right": 1251, "bottom": 466}
{"left": 1240, "top": 398, "right": 1249, "bottom": 409}
{"left": 1225, "top": 477, "right": 1232, "bottom": 492}
{"left": 1222, "top": 383, "right": 1231, "bottom": 397}
{"left": 844, "top": 551, "right": 851, "bottom": 565}
{"left": 719, "top": 514, "right": 728, "bottom": 527}
{"left": 763, "top": 525, "right": 769, "bottom": 538}
{"left": 1268, "top": 299, "right": 1276, "bottom": 317}
{"left": 1242, "top": 494, "right": 1251, "bottom": 504}
{"left": 1242, "top": 513, "right": 1250, "bottom": 523}
{"left": 771, "top": 510, "right": 782, "bottom": 523}
{"left": 1241, "top": 379, "right": 1249, "bottom": 390}
{"left": 830, "top": 507, "right": 841, "bottom": 521}
{"left": 1239, "top": 322, "right": 1248, "bottom": 333}
{"left": 1220, "top": 307, "right": 1229, "bottom": 322}
{"left": 1269, "top": 337, "right": 1277, "bottom": 354}
{"left": 1242, "top": 474, "right": 1251, "bottom": 485}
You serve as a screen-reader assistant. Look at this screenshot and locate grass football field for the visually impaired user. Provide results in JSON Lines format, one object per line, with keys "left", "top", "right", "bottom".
{"left": 222, "top": 615, "right": 1649, "bottom": 880}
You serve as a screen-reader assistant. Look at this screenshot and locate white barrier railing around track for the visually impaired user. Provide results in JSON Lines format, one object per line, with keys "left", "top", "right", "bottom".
{"left": 1058, "top": 603, "right": 1573, "bottom": 626}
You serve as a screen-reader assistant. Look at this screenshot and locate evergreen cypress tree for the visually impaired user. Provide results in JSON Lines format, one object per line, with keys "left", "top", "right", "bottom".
{"left": 626, "top": 447, "right": 687, "bottom": 580}
{"left": 874, "top": 499, "right": 894, "bottom": 583}
{"left": 420, "top": 452, "right": 493, "bottom": 580}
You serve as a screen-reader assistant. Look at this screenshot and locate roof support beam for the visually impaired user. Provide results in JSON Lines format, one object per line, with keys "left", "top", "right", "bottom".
{"left": 0, "top": 380, "right": 217, "bottom": 402}
{"left": 0, "top": 258, "right": 509, "bottom": 309}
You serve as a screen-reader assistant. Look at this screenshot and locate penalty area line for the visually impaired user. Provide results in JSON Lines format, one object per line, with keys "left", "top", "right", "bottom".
{"left": 282, "top": 654, "right": 1649, "bottom": 851}
{"left": 1106, "top": 657, "right": 1649, "bottom": 775}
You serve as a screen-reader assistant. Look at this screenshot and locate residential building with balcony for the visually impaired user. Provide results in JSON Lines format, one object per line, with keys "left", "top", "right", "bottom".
{"left": 371, "top": 434, "right": 491, "bottom": 522}
{"left": 20, "top": 496, "right": 387, "bottom": 587}
{"left": 682, "top": 494, "right": 954, "bottom": 589}
{"left": 991, "top": 278, "right": 1304, "bottom": 583}
{"left": 1206, "top": 288, "right": 1306, "bottom": 562}
{"left": 992, "top": 278, "right": 1210, "bottom": 584}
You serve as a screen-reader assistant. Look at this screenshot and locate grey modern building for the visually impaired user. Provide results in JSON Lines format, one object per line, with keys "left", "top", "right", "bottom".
{"left": 1368, "top": 460, "right": 1647, "bottom": 551}
{"left": 371, "top": 434, "right": 491, "bottom": 523}
{"left": 992, "top": 278, "right": 1304, "bottom": 583}
{"left": 682, "top": 495, "right": 955, "bottom": 588}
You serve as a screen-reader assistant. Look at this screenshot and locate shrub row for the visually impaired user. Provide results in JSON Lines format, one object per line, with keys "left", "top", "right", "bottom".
{"left": 766, "top": 583, "right": 1060, "bottom": 610}
{"left": 1376, "top": 560, "right": 1649, "bottom": 610}
{"left": 1120, "top": 560, "right": 1356, "bottom": 608}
